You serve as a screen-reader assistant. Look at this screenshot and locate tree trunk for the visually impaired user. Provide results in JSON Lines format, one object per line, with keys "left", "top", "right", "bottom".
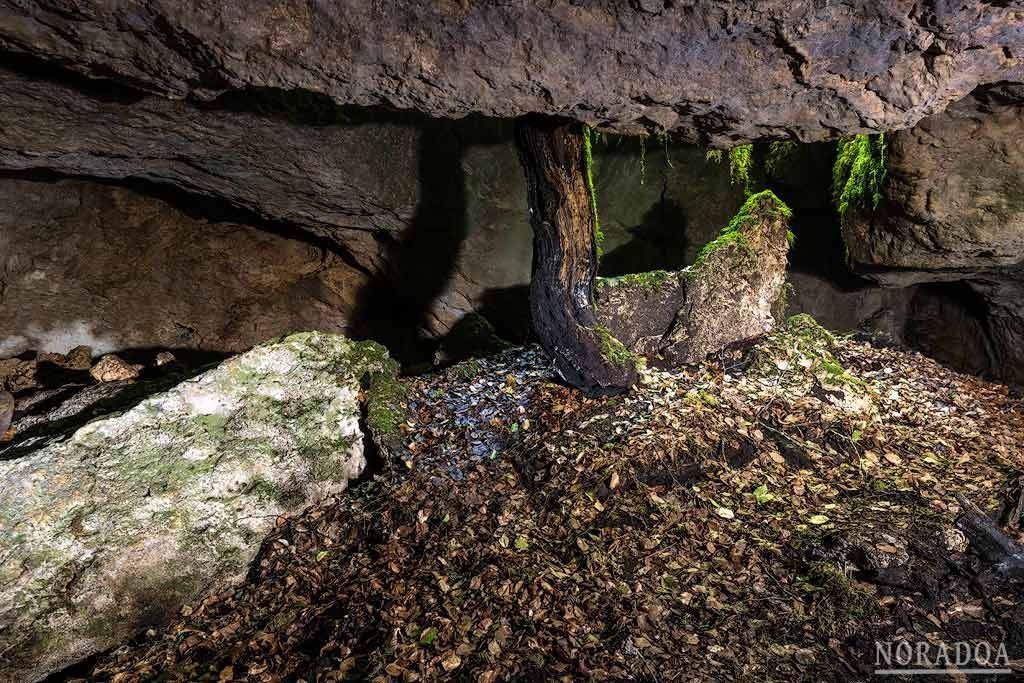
{"left": 514, "top": 115, "right": 638, "bottom": 396}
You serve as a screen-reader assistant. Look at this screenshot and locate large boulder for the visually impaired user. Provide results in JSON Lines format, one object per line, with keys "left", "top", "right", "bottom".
{"left": 0, "top": 332, "right": 400, "bottom": 682}
{"left": 596, "top": 191, "right": 792, "bottom": 366}
{"left": 0, "top": 1, "right": 1020, "bottom": 142}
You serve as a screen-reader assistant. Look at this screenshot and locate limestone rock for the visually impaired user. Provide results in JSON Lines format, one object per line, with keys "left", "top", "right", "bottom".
{"left": 62, "top": 345, "right": 95, "bottom": 370}
{"left": 0, "top": 1, "right": 1020, "bottom": 142}
{"left": 842, "top": 86, "right": 1024, "bottom": 383}
{"left": 843, "top": 86, "right": 1024, "bottom": 283}
{"left": 0, "top": 357, "right": 37, "bottom": 393}
{"left": 0, "top": 177, "right": 372, "bottom": 357}
{"left": 596, "top": 191, "right": 792, "bottom": 367}
{"left": 785, "top": 272, "right": 917, "bottom": 345}
{"left": 0, "top": 332, "right": 398, "bottom": 682}
{"left": 154, "top": 351, "right": 177, "bottom": 367}
{"left": 0, "top": 100, "right": 745, "bottom": 350}
{"left": 89, "top": 354, "right": 141, "bottom": 382}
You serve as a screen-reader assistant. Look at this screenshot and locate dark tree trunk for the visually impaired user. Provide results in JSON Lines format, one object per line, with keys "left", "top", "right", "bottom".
{"left": 514, "top": 115, "right": 638, "bottom": 396}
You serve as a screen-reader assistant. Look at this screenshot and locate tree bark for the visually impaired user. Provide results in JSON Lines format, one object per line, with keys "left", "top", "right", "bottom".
{"left": 514, "top": 115, "right": 638, "bottom": 396}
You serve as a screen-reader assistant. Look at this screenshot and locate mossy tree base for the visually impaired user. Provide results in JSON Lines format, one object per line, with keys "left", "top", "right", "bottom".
{"left": 514, "top": 115, "right": 638, "bottom": 396}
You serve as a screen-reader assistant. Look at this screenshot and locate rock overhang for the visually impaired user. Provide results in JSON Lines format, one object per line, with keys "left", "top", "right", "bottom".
{"left": 0, "top": 0, "right": 1021, "bottom": 143}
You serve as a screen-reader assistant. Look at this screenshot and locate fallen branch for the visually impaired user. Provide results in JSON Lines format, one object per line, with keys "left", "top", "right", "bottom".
{"left": 955, "top": 493, "right": 1024, "bottom": 579}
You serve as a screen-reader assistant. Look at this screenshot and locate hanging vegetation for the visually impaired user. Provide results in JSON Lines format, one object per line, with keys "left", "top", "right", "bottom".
{"left": 832, "top": 134, "right": 887, "bottom": 219}
{"left": 706, "top": 144, "right": 755, "bottom": 195}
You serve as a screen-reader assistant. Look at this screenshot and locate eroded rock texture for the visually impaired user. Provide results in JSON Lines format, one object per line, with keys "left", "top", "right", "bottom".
{"left": 844, "top": 87, "right": 1024, "bottom": 382}
{"left": 596, "top": 191, "right": 792, "bottom": 366}
{"left": 844, "top": 86, "right": 1024, "bottom": 283}
{"left": 0, "top": 332, "right": 394, "bottom": 683}
{"left": 0, "top": 177, "right": 368, "bottom": 358}
{"left": 1, "top": 0, "right": 1021, "bottom": 142}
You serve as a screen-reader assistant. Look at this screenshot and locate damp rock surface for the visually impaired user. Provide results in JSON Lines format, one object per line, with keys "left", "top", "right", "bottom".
{"left": 0, "top": 332, "right": 396, "bottom": 682}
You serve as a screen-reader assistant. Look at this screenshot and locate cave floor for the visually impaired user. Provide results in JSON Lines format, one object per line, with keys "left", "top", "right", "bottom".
{"left": 93, "top": 323, "right": 1024, "bottom": 682}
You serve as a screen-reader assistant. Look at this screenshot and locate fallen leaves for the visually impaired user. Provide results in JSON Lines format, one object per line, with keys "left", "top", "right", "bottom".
{"left": 93, "top": 325, "right": 1024, "bottom": 682}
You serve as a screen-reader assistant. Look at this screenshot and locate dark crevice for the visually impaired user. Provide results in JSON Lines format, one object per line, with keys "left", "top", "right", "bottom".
{"left": 0, "top": 49, "right": 147, "bottom": 104}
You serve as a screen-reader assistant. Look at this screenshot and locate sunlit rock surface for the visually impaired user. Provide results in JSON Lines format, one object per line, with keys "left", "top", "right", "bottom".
{"left": 0, "top": 332, "right": 395, "bottom": 682}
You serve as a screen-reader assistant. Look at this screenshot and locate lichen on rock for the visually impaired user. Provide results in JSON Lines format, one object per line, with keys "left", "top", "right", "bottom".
{"left": 0, "top": 331, "right": 400, "bottom": 682}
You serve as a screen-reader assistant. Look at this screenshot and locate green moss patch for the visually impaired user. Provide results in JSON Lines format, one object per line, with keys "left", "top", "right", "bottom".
{"left": 832, "top": 134, "right": 887, "bottom": 219}
{"left": 706, "top": 143, "right": 755, "bottom": 195}
{"left": 688, "top": 189, "right": 791, "bottom": 276}
{"left": 582, "top": 126, "right": 604, "bottom": 257}
{"left": 594, "top": 325, "right": 644, "bottom": 370}
{"left": 595, "top": 269, "right": 672, "bottom": 293}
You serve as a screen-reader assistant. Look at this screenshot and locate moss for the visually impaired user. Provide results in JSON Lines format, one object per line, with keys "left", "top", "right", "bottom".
{"left": 728, "top": 144, "right": 754, "bottom": 195}
{"left": 638, "top": 133, "right": 648, "bottom": 185}
{"left": 594, "top": 325, "right": 644, "bottom": 370}
{"left": 785, "top": 313, "right": 836, "bottom": 348}
{"left": 275, "top": 333, "right": 407, "bottom": 438}
{"left": 582, "top": 126, "right": 604, "bottom": 257}
{"left": 832, "top": 134, "right": 887, "bottom": 219}
{"left": 596, "top": 269, "right": 672, "bottom": 292}
{"left": 451, "top": 359, "right": 483, "bottom": 381}
{"left": 688, "top": 190, "right": 791, "bottom": 275}
{"left": 246, "top": 475, "right": 302, "bottom": 506}
{"left": 316, "top": 337, "right": 406, "bottom": 436}
{"left": 782, "top": 315, "right": 867, "bottom": 389}
{"left": 705, "top": 143, "right": 755, "bottom": 195}
{"left": 765, "top": 140, "right": 798, "bottom": 178}
{"left": 195, "top": 413, "right": 230, "bottom": 438}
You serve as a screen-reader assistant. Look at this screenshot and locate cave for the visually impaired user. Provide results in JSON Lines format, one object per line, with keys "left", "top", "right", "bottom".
{"left": 1, "top": 3, "right": 1023, "bottom": 682}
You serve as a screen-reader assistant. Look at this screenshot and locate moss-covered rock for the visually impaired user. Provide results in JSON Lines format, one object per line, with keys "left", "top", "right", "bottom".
{"left": 596, "top": 191, "right": 793, "bottom": 367}
{"left": 0, "top": 332, "right": 397, "bottom": 682}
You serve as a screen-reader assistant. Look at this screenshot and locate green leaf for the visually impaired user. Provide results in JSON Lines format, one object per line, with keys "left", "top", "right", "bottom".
{"left": 808, "top": 514, "right": 830, "bottom": 525}
{"left": 419, "top": 627, "right": 438, "bottom": 646}
{"left": 514, "top": 535, "right": 529, "bottom": 550}
{"left": 753, "top": 485, "right": 775, "bottom": 505}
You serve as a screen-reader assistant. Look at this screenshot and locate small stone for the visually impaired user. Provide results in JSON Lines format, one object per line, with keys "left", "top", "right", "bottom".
{"left": 0, "top": 358, "right": 38, "bottom": 392}
{"left": 90, "top": 355, "right": 140, "bottom": 383}
{"left": 36, "top": 351, "right": 65, "bottom": 365}
{"left": 63, "top": 346, "right": 94, "bottom": 370}
{"left": 0, "top": 390, "right": 13, "bottom": 439}
{"left": 154, "top": 351, "right": 177, "bottom": 367}
{"left": 943, "top": 527, "right": 969, "bottom": 553}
